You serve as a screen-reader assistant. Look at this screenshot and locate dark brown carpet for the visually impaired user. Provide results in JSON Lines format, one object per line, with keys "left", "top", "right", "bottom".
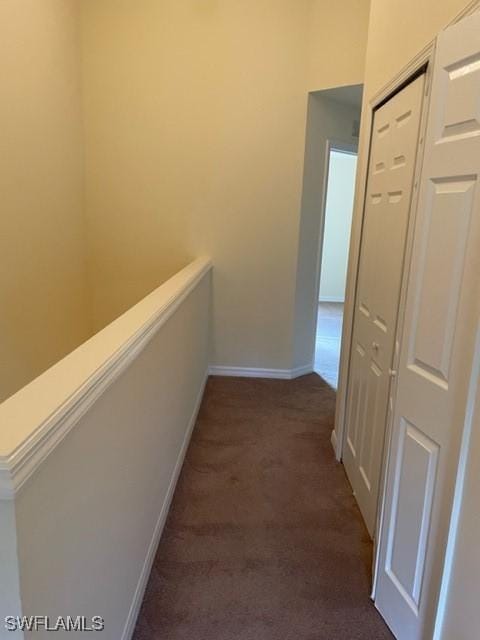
{"left": 133, "top": 374, "right": 393, "bottom": 640}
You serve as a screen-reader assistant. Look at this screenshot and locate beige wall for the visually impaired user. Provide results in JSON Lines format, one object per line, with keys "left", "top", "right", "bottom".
{"left": 80, "top": 0, "right": 370, "bottom": 370}
{"left": 80, "top": 0, "right": 309, "bottom": 368}
{"left": 0, "top": 0, "right": 91, "bottom": 402}
{"left": 0, "top": 0, "right": 371, "bottom": 394}
{"left": 307, "top": 0, "right": 370, "bottom": 91}
{"left": 364, "top": 0, "right": 471, "bottom": 98}
{"left": 0, "top": 0, "right": 372, "bottom": 395}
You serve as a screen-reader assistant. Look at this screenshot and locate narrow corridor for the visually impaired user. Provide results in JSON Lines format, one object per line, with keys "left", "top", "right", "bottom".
{"left": 133, "top": 374, "right": 392, "bottom": 639}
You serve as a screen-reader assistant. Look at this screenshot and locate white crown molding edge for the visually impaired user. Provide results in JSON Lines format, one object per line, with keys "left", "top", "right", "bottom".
{"left": 121, "top": 371, "right": 208, "bottom": 640}
{"left": 0, "top": 259, "right": 212, "bottom": 500}
{"left": 208, "top": 364, "right": 314, "bottom": 380}
{"left": 451, "top": 0, "right": 480, "bottom": 24}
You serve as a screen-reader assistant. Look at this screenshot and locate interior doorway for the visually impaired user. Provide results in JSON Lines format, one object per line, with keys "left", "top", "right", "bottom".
{"left": 315, "top": 144, "right": 357, "bottom": 388}
{"left": 292, "top": 82, "right": 362, "bottom": 389}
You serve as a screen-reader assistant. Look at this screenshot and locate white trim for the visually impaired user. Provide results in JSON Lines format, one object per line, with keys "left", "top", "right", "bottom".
{"left": 291, "top": 364, "right": 314, "bottom": 378}
{"left": 121, "top": 371, "right": 208, "bottom": 640}
{"left": 429, "top": 17, "right": 480, "bottom": 640}
{"left": 334, "top": 46, "right": 435, "bottom": 465}
{"left": 371, "top": 1, "right": 480, "bottom": 612}
{"left": 330, "top": 429, "right": 338, "bottom": 454}
{"left": 209, "top": 364, "right": 313, "bottom": 380}
{"left": 370, "top": 63, "right": 434, "bottom": 600}
{"left": 432, "top": 324, "right": 480, "bottom": 640}
{"left": 0, "top": 257, "right": 212, "bottom": 499}
{"left": 319, "top": 296, "right": 345, "bottom": 303}
{"left": 450, "top": 0, "right": 480, "bottom": 24}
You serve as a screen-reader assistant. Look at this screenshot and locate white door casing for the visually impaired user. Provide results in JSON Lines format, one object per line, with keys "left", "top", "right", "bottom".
{"left": 343, "top": 74, "right": 426, "bottom": 536}
{"left": 375, "top": 11, "right": 480, "bottom": 640}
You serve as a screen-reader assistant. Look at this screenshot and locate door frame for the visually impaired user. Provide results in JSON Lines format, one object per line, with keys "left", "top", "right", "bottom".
{"left": 369, "top": 63, "right": 433, "bottom": 597}
{"left": 333, "top": 45, "right": 435, "bottom": 463}
{"left": 312, "top": 139, "right": 358, "bottom": 366}
{"left": 333, "top": 41, "right": 436, "bottom": 596}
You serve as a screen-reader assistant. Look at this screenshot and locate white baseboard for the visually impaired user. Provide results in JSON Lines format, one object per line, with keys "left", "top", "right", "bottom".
{"left": 319, "top": 296, "right": 345, "bottom": 303}
{"left": 330, "top": 429, "right": 339, "bottom": 458}
{"left": 291, "top": 364, "right": 315, "bottom": 378}
{"left": 121, "top": 371, "right": 208, "bottom": 640}
{"left": 208, "top": 364, "right": 313, "bottom": 380}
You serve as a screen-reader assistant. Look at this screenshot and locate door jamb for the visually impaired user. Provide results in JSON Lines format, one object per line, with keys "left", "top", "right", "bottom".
{"left": 312, "top": 139, "right": 358, "bottom": 370}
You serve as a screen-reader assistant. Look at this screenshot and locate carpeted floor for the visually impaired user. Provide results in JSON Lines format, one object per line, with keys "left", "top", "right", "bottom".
{"left": 133, "top": 374, "right": 393, "bottom": 640}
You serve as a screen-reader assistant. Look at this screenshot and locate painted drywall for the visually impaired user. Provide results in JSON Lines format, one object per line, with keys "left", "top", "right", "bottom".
{"left": 0, "top": 0, "right": 91, "bottom": 403}
{"left": 80, "top": 0, "right": 309, "bottom": 369}
{"left": 319, "top": 150, "right": 357, "bottom": 302}
{"left": 364, "top": 0, "right": 472, "bottom": 99}
{"left": 307, "top": 0, "right": 371, "bottom": 91}
{"left": 292, "top": 93, "right": 361, "bottom": 369}
{"left": 79, "top": 0, "right": 371, "bottom": 370}
{"left": 11, "top": 269, "right": 210, "bottom": 640}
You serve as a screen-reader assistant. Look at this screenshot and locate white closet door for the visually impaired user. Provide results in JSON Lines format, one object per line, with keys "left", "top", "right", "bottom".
{"left": 375, "top": 11, "right": 480, "bottom": 639}
{"left": 343, "top": 74, "right": 425, "bottom": 536}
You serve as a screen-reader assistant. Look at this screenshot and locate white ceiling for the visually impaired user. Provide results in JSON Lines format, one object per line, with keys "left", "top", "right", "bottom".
{"left": 314, "top": 84, "right": 363, "bottom": 110}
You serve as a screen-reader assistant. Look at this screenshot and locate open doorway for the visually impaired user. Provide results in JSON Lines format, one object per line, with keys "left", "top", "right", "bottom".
{"left": 315, "top": 145, "right": 357, "bottom": 387}
{"left": 292, "top": 83, "right": 362, "bottom": 385}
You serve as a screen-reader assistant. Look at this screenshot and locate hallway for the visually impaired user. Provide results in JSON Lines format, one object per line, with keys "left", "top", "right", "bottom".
{"left": 133, "top": 374, "right": 392, "bottom": 639}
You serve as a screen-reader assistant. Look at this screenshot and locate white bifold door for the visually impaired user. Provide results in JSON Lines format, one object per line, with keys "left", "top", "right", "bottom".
{"left": 376, "top": 11, "right": 480, "bottom": 640}
{"left": 343, "top": 74, "right": 426, "bottom": 536}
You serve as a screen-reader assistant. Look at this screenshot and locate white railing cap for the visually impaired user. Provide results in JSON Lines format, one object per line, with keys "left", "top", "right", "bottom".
{"left": 0, "top": 256, "right": 212, "bottom": 499}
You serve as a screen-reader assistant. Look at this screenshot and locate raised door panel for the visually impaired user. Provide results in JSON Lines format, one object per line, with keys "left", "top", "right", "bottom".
{"left": 409, "top": 177, "right": 476, "bottom": 387}
{"left": 386, "top": 420, "right": 439, "bottom": 612}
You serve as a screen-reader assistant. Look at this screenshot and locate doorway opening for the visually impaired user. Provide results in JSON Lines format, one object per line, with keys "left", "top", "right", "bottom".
{"left": 292, "top": 83, "right": 362, "bottom": 390}
{"left": 315, "top": 145, "right": 357, "bottom": 388}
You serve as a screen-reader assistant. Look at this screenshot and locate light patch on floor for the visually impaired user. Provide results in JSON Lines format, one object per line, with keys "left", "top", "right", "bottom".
{"left": 314, "top": 302, "right": 343, "bottom": 389}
